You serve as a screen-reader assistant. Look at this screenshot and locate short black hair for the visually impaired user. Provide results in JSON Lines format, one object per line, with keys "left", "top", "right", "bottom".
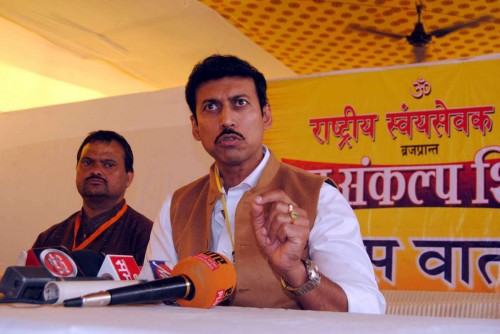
{"left": 185, "top": 54, "right": 268, "bottom": 122}
{"left": 76, "top": 130, "right": 134, "bottom": 173}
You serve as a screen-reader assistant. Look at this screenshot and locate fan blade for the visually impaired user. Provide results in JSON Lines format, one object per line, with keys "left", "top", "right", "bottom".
{"left": 347, "top": 23, "right": 407, "bottom": 40}
{"left": 429, "top": 15, "right": 492, "bottom": 38}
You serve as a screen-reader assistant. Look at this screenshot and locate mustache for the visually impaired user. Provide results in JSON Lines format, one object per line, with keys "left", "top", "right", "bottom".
{"left": 214, "top": 128, "right": 245, "bottom": 144}
{"left": 85, "top": 175, "right": 107, "bottom": 184}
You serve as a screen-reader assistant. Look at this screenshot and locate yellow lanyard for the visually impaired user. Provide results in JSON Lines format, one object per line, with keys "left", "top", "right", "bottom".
{"left": 214, "top": 165, "right": 235, "bottom": 253}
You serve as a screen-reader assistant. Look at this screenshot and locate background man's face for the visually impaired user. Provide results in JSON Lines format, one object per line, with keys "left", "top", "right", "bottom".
{"left": 76, "top": 140, "right": 133, "bottom": 201}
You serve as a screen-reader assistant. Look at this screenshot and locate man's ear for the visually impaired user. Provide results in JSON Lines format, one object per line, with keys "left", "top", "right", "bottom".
{"left": 190, "top": 115, "right": 201, "bottom": 141}
{"left": 263, "top": 103, "right": 272, "bottom": 130}
{"left": 126, "top": 171, "right": 134, "bottom": 188}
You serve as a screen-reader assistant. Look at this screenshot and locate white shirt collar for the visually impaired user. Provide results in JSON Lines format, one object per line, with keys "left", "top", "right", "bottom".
{"left": 226, "top": 145, "right": 270, "bottom": 191}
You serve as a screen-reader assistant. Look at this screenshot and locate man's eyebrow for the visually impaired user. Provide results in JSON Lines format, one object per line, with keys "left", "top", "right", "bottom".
{"left": 231, "top": 93, "right": 250, "bottom": 99}
{"left": 201, "top": 97, "right": 219, "bottom": 102}
{"left": 200, "top": 98, "right": 219, "bottom": 106}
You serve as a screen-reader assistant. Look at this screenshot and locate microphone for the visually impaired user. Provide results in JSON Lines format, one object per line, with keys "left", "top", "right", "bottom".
{"left": 97, "top": 254, "right": 140, "bottom": 280}
{"left": 2, "top": 248, "right": 83, "bottom": 302}
{"left": 70, "top": 249, "right": 106, "bottom": 277}
{"left": 0, "top": 266, "right": 108, "bottom": 303}
{"left": 17, "top": 246, "right": 72, "bottom": 267}
{"left": 148, "top": 260, "right": 173, "bottom": 279}
{"left": 0, "top": 266, "right": 55, "bottom": 301}
{"left": 0, "top": 249, "right": 128, "bottom": 304}
{"left": 63, "top": 251, "right": 236, "bottom": 308}
{"left": 38, "top": 248, "right": 78, "bottom": 278}
{"left": 23, "top": 249, "right": 42, "bottom": 266}
{"left": 44, "top": 280, "right": 140, "bottom": 304}
{"left": 42, "top": 252, "right": 140, "bottom": 303}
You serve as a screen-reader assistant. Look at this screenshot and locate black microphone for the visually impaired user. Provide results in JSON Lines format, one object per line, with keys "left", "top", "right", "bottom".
{"left": 0, "top": 267, "right": 55, "bottom": 302}
{"left": 64, "top": 275, "right": 192, "bottom": 307}
{"left": 64, "top": 251, "right": 237, "bottom": 308}
{"left": 70, "top": 249, "right": 106, "bottom": 277}
{"left": 0, "top": 266, "right": 109, "bottom": 304}
{"left": 1, "top": 246, "right": 79, "bottom": 303}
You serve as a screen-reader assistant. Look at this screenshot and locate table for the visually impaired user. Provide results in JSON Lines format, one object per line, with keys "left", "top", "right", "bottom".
{"left": 0, "top": 303, "right": 498, "bottom": 334}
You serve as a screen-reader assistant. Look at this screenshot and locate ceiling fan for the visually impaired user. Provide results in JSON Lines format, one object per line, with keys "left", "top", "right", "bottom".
{"left": 347, "top": 1, "right": 492, "bottom": 62}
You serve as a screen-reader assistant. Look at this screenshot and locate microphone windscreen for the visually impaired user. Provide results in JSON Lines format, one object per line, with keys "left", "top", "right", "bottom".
{"left": 39, "top": 248, "right": 78, "bottom": 278}
{"left": 71, "top": 250, "right": 105, "bottom": 277}
{"left": 24, "top": 249, "right": 41, "bottom": 267}
{"left": 97, "top": 255, "right": 140, "bottom": 280}
{"left": 171, "top": 251, "right": 236, "bottom": 308}
{"left": 148, "top": 260, "right": 173, "bottom": 279}
{"left": 23, "top": 246, "right": 71, "bottom": 267}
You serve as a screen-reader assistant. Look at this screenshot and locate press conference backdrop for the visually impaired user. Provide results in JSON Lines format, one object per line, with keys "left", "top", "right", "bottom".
{"left": 1, "top": 55, "right": 498, "bottom": 295}
{"left": 264, "top": 54, "right": 500, "bottom": 293}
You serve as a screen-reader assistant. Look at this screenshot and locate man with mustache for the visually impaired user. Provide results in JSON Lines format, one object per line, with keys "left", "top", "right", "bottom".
{"left": 142, "top": 55, "right": 385, "bottom": 313}
{"left": 32, "top": 130, "right": 153, "bottom": 265}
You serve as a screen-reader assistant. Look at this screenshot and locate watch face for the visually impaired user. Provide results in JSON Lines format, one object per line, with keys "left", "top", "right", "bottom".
{"left": 281, "top": 259, "right": 321, "bottom": 296}
{"left": 295, "top": 260, "right": 321, "bottom": 296}
{"left": 304, "top": 259, "right": 321, "bottom": 283}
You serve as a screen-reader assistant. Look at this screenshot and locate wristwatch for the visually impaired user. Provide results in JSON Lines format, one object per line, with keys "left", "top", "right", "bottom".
{"left": 281, "top": 259, "right": 321, "bottom": 296}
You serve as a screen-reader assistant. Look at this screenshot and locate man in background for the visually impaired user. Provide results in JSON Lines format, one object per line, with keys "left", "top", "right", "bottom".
{"left": 33, "top": 130, "right": 153, "bottom": 265}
